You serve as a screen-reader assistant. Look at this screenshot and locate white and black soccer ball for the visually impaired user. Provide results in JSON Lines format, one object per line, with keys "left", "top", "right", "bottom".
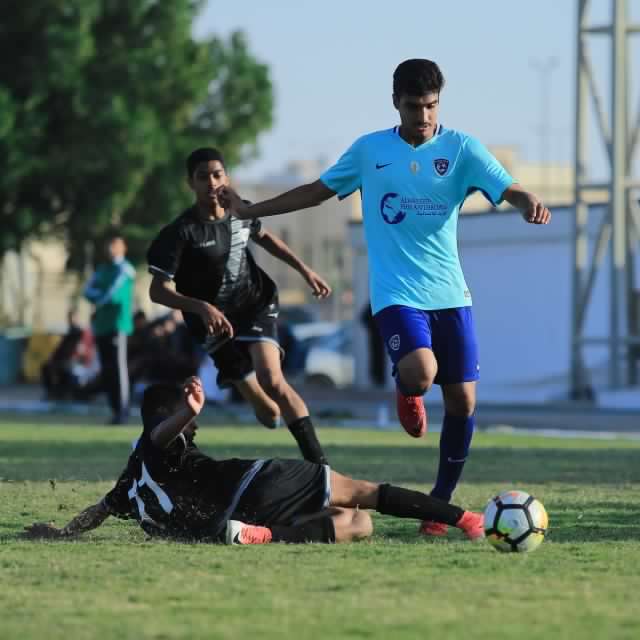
{"left": 484, "top": 490, "right": 549, "bottom": 553}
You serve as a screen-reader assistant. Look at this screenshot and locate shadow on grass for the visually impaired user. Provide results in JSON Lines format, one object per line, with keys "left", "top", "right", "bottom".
{"left": 1, "top": 439, "right": 638, "bottom": 485}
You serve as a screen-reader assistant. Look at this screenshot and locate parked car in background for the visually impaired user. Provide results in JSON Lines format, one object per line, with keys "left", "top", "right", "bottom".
{"left": 278, "top": 305, "right": 341, "bottom": 376}
{"left": 304, "top": 323, "right": 354, "bottom": 388}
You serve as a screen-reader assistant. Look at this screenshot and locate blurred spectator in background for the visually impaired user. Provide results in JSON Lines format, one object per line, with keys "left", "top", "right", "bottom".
{"left": 129, "top": 310, "right": 203, "bottom": 391}
{"left": 360, "top": 301, "right": 386, "bottom": 387}
{"left": 41, "top": 309, "right": 95, "bottom": 400}
{"left": 83, "top": 235, "right": 135, "bottom": 424}
{"left": 128, "top": 310, "right": 152, "bottom": 386}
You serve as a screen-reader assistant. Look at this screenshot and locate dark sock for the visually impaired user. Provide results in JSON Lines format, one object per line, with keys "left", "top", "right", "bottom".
{"left": 288, "top": 416, "right": 327, "bottom": 464}
{"left": 376, "top": 483, "right": 464, "bottom": 526}
{"left": 394, "top": 373, "right": 421, "bottom": 398}
{"left": 431, "top": 413, "right": 475, "bottom": 502}
{"left": 270, "top": 516, "right": 335, "bottom": 543}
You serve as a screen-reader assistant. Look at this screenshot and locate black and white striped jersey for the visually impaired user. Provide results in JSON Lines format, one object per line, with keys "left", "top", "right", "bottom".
{"left": 102, "top": 432, "right": 262, "bottom": 541}
{"left": 147, "top": 207, "right": 277, "bottom": 344}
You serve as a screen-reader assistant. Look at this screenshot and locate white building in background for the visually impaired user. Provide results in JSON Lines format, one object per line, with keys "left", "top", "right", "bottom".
{"left": 350, "top": 203, "right": 640, "bottom": 407}
{"left": 238, "top": 158, "right": 360, "bottom": 320}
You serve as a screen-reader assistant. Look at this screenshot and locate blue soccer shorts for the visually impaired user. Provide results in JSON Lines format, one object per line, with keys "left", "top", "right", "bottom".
{"left": 373, "top": 305, "right": 479, "bottom": 385}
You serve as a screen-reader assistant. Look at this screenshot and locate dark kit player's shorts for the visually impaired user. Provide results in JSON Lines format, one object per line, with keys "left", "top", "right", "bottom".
{"left": 374, "top": 305, "right": 479, "bottom": 385}
{"left": 203, "top": 297, "right": 284, "bottom": 388}
{"left": 232, "top": 459, "right": 331, "bottom": 526}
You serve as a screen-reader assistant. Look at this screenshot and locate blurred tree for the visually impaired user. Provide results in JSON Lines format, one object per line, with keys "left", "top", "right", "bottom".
{"left": 0, "top": 1, "right": 273, "bottom": 269}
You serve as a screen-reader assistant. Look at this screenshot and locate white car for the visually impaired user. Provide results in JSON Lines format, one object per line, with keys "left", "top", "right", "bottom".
{"left": 304, "top": 324, "right": 354, "bottom": 388}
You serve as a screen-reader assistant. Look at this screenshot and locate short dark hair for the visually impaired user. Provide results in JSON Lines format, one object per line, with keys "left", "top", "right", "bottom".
{"left": 393, "top": 59, "right": 445, "bottom": 98}
{"left": 186, "top": 147, "right": 226, "bottom": 178}
{"left": 141, "top": 383, "right": 183, "bottom": 429}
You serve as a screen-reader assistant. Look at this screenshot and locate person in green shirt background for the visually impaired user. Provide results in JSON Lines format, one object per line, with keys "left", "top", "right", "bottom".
{"left": 84, "top": 235, "right": 136, "bottom": 424}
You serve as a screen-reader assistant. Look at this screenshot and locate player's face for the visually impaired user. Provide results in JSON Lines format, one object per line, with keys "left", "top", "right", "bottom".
{"left": 189, "top": 160, "right": 229, "bottom": 208}
{"left": 393, "top": 92, "right": 440, "bottom": 143}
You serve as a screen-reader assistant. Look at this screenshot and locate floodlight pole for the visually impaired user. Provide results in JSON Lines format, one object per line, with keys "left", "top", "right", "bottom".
{"left": 571, "top": 0, "right": 640, "bottom": 396}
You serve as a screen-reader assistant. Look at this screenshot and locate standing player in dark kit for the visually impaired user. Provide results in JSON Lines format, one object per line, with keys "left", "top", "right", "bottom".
{"left": 24, "top": 377, "right": 484, "bottom": 544}
{"left": 147, "top": 147, "right": 330, "bottom": 464}
{"left": 217, "top": 59, "right": 551, "bottom": 537}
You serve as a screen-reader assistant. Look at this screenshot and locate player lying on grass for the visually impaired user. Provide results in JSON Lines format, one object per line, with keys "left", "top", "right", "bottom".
{"left": 24, "top": 378, "right": 483, "bottom": 545}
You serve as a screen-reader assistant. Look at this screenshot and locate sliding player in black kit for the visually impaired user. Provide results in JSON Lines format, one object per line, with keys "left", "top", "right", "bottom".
{"left": 24, "top": 378, "right": 484, "bottom": 544}
{"left": 146, "top": 147, "right": 330, "bottom": 464}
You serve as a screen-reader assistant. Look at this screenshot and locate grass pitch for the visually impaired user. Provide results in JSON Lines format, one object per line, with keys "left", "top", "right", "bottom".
{"left": 1, "top": 417, "right": 639, "bottom": 640}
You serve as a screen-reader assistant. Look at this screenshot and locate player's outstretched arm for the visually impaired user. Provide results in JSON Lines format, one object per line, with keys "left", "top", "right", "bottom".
{"left": 150, "top": 377, "right": 205, "bottom": 449}
{"left": 501, "top": 184, "right": 551, "bottom": 225}
{"left": 218, "top": 180, "right": 336, "bottom": 220}
{"left": 253, "top": 229, "right": 332, "bottom": 299}
{"left": 23, "top": 501, "right": 111, "bottom": 540}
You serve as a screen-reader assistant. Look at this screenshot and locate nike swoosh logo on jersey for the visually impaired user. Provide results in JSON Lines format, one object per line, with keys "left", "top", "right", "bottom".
{"left": 376, "top": 162, "right": 392, "bottom": 169}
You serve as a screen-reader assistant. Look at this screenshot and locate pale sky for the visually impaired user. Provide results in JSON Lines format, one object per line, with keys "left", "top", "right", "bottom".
{"left": 195, "top": 1, "right": 639, "bottom": 181}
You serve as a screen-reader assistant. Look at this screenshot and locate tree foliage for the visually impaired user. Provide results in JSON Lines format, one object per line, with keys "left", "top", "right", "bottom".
{"left": 0, "top": 1, "right": 273, "bottom": 268}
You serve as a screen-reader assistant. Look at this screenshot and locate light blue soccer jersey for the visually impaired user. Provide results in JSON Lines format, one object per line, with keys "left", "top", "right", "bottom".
{"left": 320, "top": 125, "right": 514, "bottom": 314}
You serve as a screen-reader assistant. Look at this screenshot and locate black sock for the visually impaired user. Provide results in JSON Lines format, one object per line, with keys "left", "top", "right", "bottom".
{"left": 288, "top": 416, "right": 328, "bottom": 464}
{"left": 376, "top": 483, "right": 464, "bottom": 526}
{"left": 270, "top": 516, "right": 335, "bottom": 543}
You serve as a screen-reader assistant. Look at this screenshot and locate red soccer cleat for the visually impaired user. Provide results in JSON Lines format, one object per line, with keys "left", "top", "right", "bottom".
{"left": 456, "top": 511, "right": 485, "bottom": 541}
{"left": 419, "top": 521, "right": 449, "bottom": 537}
{"left": 226, "top": 520, "right": 273, "bottom": 545}
{"left": 396, "top": 389, "right": 427, "bottom": 438}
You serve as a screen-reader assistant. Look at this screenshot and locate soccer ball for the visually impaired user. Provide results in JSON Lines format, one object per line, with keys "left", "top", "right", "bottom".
{"left": 484, "top": 490, "right": 548, "bottom": 553}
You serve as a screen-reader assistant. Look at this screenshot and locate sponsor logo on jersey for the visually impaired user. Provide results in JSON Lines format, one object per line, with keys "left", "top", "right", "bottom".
{"left": 195, "top": 239, "right": 216, "bottom": 248}
{"left": 380, "top": 193, "right": 406, "bottom": 225}
{"left": 379, "top": 193, "right": 447, "bottom": 224}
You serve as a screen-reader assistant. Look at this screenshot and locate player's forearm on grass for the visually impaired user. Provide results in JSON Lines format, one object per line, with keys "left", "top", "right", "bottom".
{"left": 150, "top": 407, "right": 197, "bottom": 449}
{"left": 254, "top": 231, "right": 308, "bottom": 274}
{"left": 237, "top": 180, "right": 335, "bottom": 219}
{"left": 149, "top": 278, "right": 206, "bottom": 315}
{"left": 60, "top": 502, "right": 111, "bottom": 537}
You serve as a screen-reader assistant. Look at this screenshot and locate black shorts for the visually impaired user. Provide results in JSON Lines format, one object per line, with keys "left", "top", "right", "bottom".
{"left": 205, "top": 297, "right": 284, "bottom": 388}
{"left": 232, "top": 459, "right": 331, "bottom": 526}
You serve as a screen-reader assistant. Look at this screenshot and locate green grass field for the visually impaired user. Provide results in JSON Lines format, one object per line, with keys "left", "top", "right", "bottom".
{"left": 1, "top": 417, "right": 639, "bottom": 640}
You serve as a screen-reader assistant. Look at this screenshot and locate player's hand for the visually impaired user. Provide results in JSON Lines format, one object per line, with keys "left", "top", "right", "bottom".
{"left": 522, "top": 198, "right": 551, "bottom": 225}
{"left": 183, "top": 376, "right": 205, "bottom": 416}
{"left": 216, "top": 186, "right": 249, "bottom": 217}
{"left": 23, "top": 522, "right": 65, "bottom": 540}
{"left": 302, "top": 269, "right": 332, "bottom": 299}
{"left": 198, "top": 302, "right": 234, "bottom": 338}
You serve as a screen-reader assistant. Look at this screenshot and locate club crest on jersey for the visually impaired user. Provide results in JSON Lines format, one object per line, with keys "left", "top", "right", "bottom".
{"left": 434, "top": 158, "right": 449, "bottom": 176}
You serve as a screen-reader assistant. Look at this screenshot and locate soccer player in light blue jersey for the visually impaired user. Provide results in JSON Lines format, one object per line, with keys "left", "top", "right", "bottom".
{"left": 218, "top": 59, "right": 551, "bottom": 538}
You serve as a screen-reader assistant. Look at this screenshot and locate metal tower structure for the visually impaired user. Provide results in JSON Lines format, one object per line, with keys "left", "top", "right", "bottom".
{"left": 571, "top": 0, "right": 640, "bottom": 396}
